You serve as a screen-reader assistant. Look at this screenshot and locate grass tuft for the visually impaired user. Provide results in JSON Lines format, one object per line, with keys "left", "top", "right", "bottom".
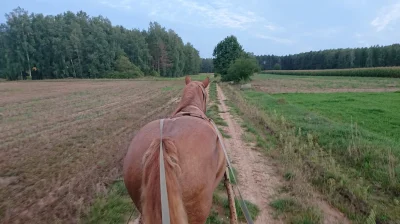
{"left": 284, "top": 172, "right": 295, "bottom": 181}
{"left": 270, "top": 198, "right": 322, "bottom": 224}
{"left": 221, "top": 198, "right": 260, "bottom": 222}
{"left": 85, "top": 180, "right": 135, "bottom": 224}
{"left": 270, "top": 198, "right": 298, "bottom": 213}
{"left": 290, "top": 208, "right": 322, "bottom": 224}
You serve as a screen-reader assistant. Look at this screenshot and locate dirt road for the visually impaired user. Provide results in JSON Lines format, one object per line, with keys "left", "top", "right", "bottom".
{"left": 216, "top": 84, "right": 283, "bottom": 224}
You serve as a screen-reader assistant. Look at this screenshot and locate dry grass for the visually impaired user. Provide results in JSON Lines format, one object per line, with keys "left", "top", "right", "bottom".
{"left": 0, "top": 80, "right": 183, "bottom": 223}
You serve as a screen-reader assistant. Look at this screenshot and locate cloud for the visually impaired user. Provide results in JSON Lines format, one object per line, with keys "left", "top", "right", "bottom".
{"left": 255, "top": 34, "right": 294, "bottom": 45}
{"left": 357, "top": 40, "right": 369, "bottom": 47}
{"left": 264, "top": 23, "right": 285, "bottom": 31}
{"left": 100, "top": 0, "right": 272, "bottom": 30}
{"left": 163, "top": 0, "right": 265, "bottom": 29}
{"left": 339, "top": 0, "right": 367, "bottom": 8}
{"left": 100, "top": 0, "right": 134, "bottom": 10}
{"left": 299, "top": 28, "right": 341, "bottom": 38}
{"left": 371, "top": 2, "right": 400, "bottom": 31}
{"left": 354, "top": 32, "right": 363, "bottom": 38}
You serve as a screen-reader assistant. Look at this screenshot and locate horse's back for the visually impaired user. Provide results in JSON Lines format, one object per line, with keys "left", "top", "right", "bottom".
{"left": 123, "top": 116, "right": 225, "bottom": 219}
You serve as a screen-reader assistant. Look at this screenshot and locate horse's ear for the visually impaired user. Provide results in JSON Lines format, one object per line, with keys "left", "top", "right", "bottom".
{"left": 202, "top": 77, "right": 210, "bottom": 88}
{"left": 185, "top": 76, "right": 191, "bottom": 85}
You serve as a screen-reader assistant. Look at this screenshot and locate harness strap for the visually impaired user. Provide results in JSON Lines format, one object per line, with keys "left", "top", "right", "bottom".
{"left": 159, "top": 119, "right": 171, "bottom": 224}
{"left": 210, "top": 119, "right": 254, "bottom": 224}
{"left": 173, "top": 111, "right": 210, "bottom": 121}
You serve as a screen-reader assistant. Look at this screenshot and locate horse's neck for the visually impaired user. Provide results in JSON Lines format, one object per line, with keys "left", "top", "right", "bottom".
{"left": 172, "top": 101, "right": 205, "bottom": 117}
{"left": 181, "top": 105, "right": 204, "bottom": 114}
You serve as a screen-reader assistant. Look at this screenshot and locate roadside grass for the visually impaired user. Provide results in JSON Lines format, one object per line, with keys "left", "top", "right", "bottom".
{"left": 221, "top": 83, "right": 400, "bottom": 223}
{"left": 84, "top": 180, "right": 136, "bottom": 224}
{"left": 270, "top": 198, "right": 322, "bottom": 224}
{"left": 208, "top": 163, "right": 258, "bottom": 224}
{"left": 211, "top": 189, "right": 260, "bottom": 223}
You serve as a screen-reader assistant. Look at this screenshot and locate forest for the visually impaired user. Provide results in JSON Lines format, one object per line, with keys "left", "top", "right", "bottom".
{"left": 0, "top": 7, "right": 201, "bottom": 80}
{"left": 256, "top": 44, "right": 400, "bottom": 70}
{"left": 200, "top": 58, "right": 214, "bottom": 73}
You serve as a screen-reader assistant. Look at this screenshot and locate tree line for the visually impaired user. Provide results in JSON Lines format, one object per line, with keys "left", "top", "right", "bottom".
{"left": 256, "top": 44, "right": 400, "bottom": 70}
{"left": 0, "top": 7, "right": 201, "bottom": 80}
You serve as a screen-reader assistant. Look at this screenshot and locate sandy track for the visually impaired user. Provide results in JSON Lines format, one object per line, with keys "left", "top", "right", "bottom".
{"left": 216, "top": 84, "right": 283, "bottom": 224}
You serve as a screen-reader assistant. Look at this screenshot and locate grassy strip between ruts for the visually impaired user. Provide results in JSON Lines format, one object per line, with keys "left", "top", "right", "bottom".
{"left": 220, "top": 83, "right": 400, "bottom": 224}
{"left": 206, "top": 80, "right": 231, "bottom": 138}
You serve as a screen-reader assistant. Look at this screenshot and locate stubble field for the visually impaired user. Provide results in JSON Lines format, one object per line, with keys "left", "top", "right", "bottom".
{"left": 0, "top": 80, "right": 182, "bottom": 223}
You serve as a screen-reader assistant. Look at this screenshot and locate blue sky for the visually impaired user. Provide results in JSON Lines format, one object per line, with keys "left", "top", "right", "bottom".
{"left": 1, "top": 0, "right": 400, "bottom": 58}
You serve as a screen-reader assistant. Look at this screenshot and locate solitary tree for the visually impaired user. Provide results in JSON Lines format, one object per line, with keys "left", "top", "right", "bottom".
{"left": 212, "top": 35, "right": 244, "bottom": 79}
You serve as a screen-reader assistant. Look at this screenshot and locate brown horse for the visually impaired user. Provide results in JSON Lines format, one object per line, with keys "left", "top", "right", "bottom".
{"left": 123, "top": 76, "right": 227, "bottom": 224}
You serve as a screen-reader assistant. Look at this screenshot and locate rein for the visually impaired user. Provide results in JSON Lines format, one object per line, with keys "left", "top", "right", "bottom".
{"left": 159, "top": 119, "right": 170, "bottom": 224}
{"left": 157, "top": 84, "right": 254, "bottom": 224}
{"left": 210, "top": 119, "right": 254, "bottom": 224}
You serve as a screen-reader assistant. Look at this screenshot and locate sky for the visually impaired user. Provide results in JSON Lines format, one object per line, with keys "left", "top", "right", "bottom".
{"left": 1, "top": 0, "right": 400, "bottom": 58}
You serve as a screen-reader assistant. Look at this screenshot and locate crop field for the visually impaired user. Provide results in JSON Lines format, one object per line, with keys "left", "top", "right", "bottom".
{"left": 226, "top": 73, "right": 400, "bottom": 223}
{"left": 262, "top": 66, "right": 400, "bottom": 78}
{"left": 252, "top": 73, "right": 400, "bottom": 93}
{"left": 0, "top": 80, "right": 183, "bottom": 223}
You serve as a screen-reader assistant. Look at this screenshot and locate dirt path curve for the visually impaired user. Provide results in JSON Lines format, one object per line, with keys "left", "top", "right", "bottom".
{"left": 216, "top": 84, "right": 283, "bottom": 224}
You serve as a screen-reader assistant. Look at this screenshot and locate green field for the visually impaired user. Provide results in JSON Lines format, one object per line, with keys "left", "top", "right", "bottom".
{"left": 243, "top": 89, "right": 400, "bottom": 187}
{"left": 273, "top": 92, "right": 400, "bottom": 142}
{"left": 251, "top": 73, "right": 400, "bottom": 93}
{"left": 262, "top": 67, "right": 400, "bottom": 78}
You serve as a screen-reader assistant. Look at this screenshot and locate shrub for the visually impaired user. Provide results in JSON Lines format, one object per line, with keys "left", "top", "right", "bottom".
{"left": 103, "top": 55, "right": 144, "bottom": 79}
{"left": 149, "top": 70, "right": 160, "bottom": 77}
{"left": 273, "top": 63, "right": 281, "bottom": 70}
{"left": 224, "top": 57, "right": 260, "bottom": 83}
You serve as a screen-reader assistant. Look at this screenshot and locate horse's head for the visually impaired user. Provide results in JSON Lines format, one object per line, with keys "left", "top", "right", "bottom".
{"left": 172, "top": 76, "right": 210, "bottom": 116}
{"left": 183, "top": 76, "right": 209, "bottom": 112}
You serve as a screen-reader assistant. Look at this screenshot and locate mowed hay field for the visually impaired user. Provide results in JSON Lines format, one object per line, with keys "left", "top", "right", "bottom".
{"left": 232, "top": 73, "right": 400, "bottom": 222}
{"left": 0, "top": 80, "right": 183, "bottom": 223}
